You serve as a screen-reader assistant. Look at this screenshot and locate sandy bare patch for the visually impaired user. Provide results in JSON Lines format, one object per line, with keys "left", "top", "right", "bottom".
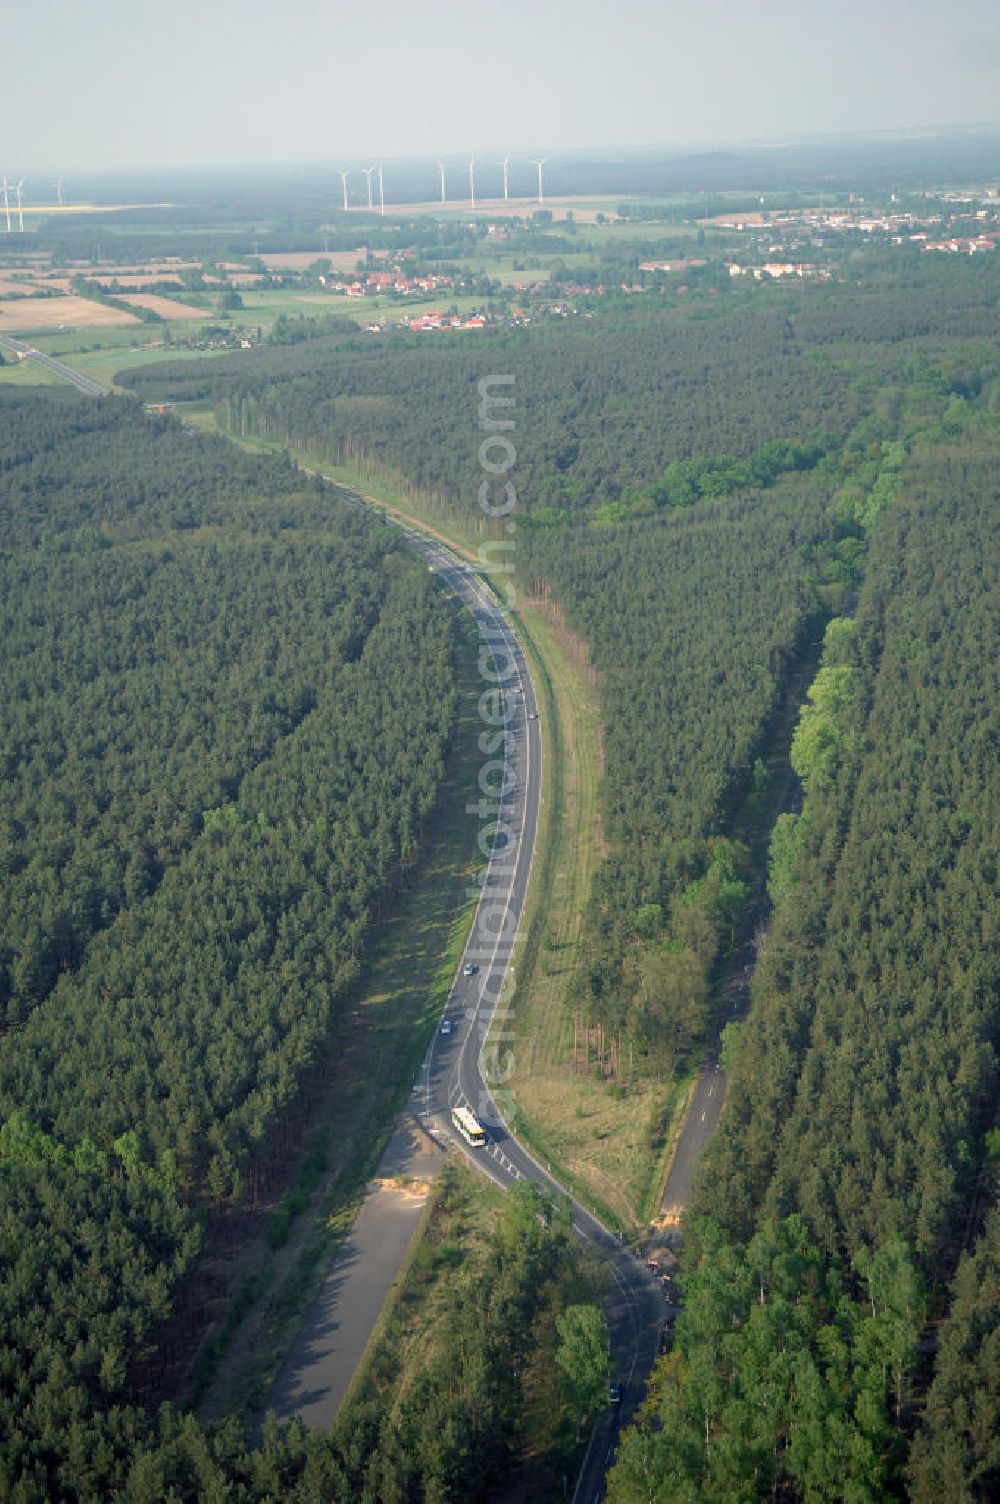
{"left": 0, "top": 296, "right": 138, "bottom": 330}
{"left": 375, "top": 1176, "right": 435, "bottom": 1200}
{"left": 116, "top": 293, "right": 208, "bottom": 320}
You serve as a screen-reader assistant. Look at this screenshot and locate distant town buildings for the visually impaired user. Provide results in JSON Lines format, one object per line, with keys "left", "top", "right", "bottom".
{"left": 638, "top": 258, "right": 707, "bottom": 273}
{"left": 727, "top": 261, "right": 827, "bottom": 280}
{"left": 319, "top": 267, "right": 454, "bottom": 297}
{"left": 921, "top": 236, "right": 997, "bottom": 254}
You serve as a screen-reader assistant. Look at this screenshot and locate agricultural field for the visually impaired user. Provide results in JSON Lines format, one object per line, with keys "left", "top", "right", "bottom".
{"left": 92, "top": 272, "right": 187, "bottom": 287}
{"left": 0, "top": 294, "right": 138, "bottom": 331}
{"left": 116, "top": 292, "right": 208, "bottom": 319}
{"left": 260, "top": 249, "right": 365, "bottom": 271}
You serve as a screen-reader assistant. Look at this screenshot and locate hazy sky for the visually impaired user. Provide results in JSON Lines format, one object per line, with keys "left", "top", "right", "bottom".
{"left": 5, "top": 0, "right": 1000, "bottom": 173}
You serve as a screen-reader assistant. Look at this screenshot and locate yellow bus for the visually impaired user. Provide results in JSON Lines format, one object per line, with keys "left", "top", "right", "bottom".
{"left": 452, "top": 1104, "right": 486, "bottom": 1146}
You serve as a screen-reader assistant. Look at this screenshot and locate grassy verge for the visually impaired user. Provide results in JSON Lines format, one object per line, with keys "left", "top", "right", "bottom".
{"left": 500, "top": 597, "right": 673, "bottom": 1228}
{"left": 186, "top": 408, "right": 688, "bottom": 1234}
{"left": 190, "top": 608, "right": 484, "bottom": 1422}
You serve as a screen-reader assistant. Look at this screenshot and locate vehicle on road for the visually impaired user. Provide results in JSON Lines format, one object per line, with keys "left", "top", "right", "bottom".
{"left": 452, "top": 1105, "right": 486, "bottom": 1146}
{"left": 608, "top": 1382, "right": 622, "bottom": 1405}
{"left": 462, "top": 962, "right": 477, "bottom": 976}
{"left": 440, "top": 1018, "right": 452, "bottom": 1035}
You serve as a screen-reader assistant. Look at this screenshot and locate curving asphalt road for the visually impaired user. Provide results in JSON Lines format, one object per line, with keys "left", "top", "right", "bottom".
{"left": 379, "top": 526, "right": 663, "bottom": 1503}
{"left": 268, "top": 518, "right": 661, "bottom": 1499}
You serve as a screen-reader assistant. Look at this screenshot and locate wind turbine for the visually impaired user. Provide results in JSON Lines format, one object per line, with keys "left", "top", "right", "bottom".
{"left": 339, "top": 168, "right": 350, "bottom": 211}
{"left": 1, "top": 178, "right": 10, "bottom": 234}
{"left": 438, "top": 159, "right": 448, "bottom": 205}
{"left": 498, "top": 157, "right": 510, "bottom": 201}
{"left": 532, "top": 157, "right": 548, "bottom": 205}
{"left": 378, "top": 164, "right": 385, "bottom": 215}
{"left": 468, "top": 157, "right": 476, "bottom": 210}
{"left": 529, "top": 157, "right": 547, "bottom": 204}
{"left": 15, "top": 179, "right": 24, "bottom": 232}
{"left": 53, "top": 175, "right": 65, "bottom": 206}
{"left": 363, "top": 165, "right": 375, "bottom": 211}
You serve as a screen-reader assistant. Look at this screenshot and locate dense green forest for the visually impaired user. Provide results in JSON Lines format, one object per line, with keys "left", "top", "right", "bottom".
{"left": 521, "top": 482, "right": 832, "bottom": 1071}
{"left": 0, "top": 390, "right": 470, "bottom": 1498}
{"left": 124, "top": 267, "right": 1000, "bottom": 1079}
{"left": 0, "top": 537, "right": 385, "bottom": 1028}
{"left": 3, "top": 252, "right": 997, "bottom": 1500}
{"left": 0, "top": 389, "right": 307, "bottom": 545}
{"left": 608, "top": 449, "right": 999, "bottom": 1499}
{"left": 122, "top": 255, "right": 1000, "bottom": 514}
{"left": 123, "top": 304, "right": 864, "bottom": 512}
{"left": 123, "top": 263, "right": 1000, "bottom": 1502}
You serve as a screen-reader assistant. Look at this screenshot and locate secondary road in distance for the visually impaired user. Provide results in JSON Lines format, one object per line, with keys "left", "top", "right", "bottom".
{"left": 0, "top": 334, "right": 108, "bottom": 396}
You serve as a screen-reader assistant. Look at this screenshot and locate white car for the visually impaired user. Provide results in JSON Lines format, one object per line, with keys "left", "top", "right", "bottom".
{"left": 463, "top": 963, "right": 477, "bottom": 977}
{"left": 440, "top": 1018, "right": 453, "bottom": 1035}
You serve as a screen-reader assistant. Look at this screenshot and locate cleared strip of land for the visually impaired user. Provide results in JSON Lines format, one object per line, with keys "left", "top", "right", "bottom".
{"left": 269, "top": 1120, "right": 443, "bottom": 1428}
